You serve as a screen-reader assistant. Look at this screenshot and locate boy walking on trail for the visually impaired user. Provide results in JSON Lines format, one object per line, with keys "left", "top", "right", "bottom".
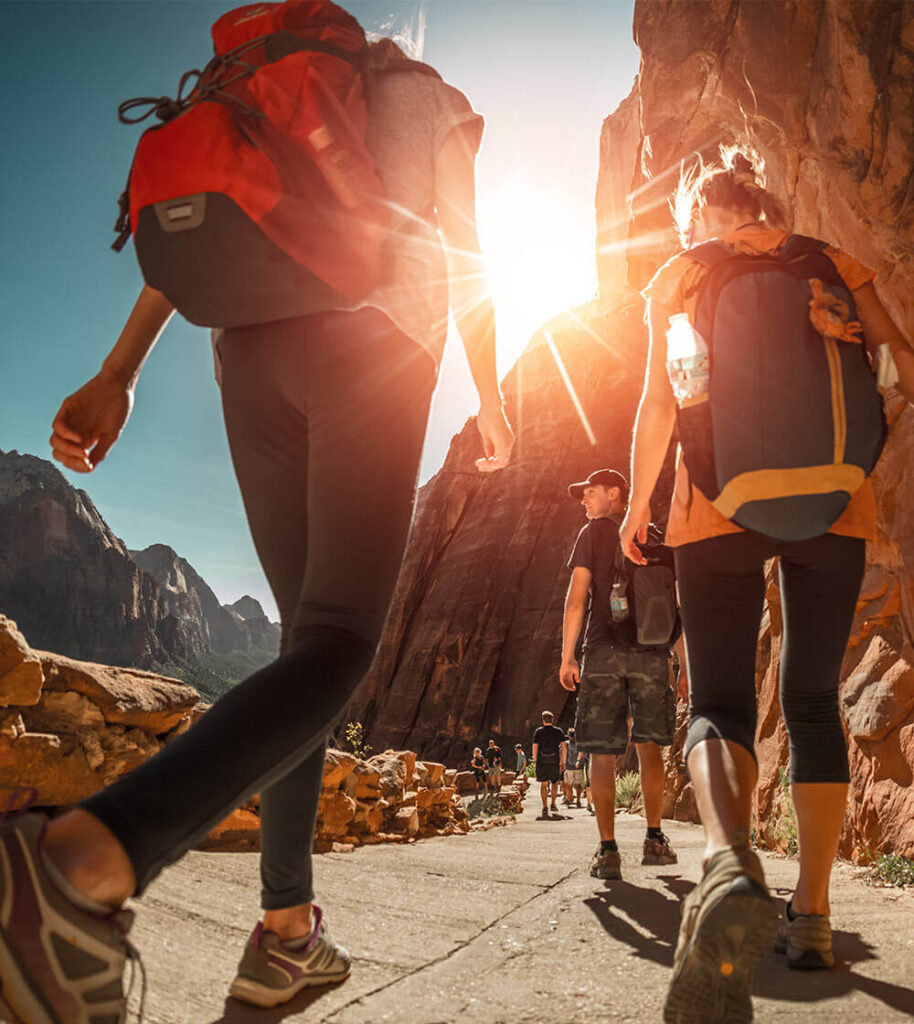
{"left": 560, "top": 469, "right": 677, "bottom": 880}
{"left": 514, "top": 743, "right": 528, "bottom": 776}
{"left": 532, "top": 711, "right": 566, "bottom": 818}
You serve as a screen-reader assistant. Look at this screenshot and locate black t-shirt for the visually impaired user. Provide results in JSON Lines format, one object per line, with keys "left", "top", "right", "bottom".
{"left": 532, "top": 725, "right": 565, "bottom": 763}
{"left": 567, "top": 516, "right": 635, "bottom": 650}
{"left": 484, "top": 746, "right": 502, "bottom": 768}
{"left": 471, "top": 754, "right": 485, "bottom": 771}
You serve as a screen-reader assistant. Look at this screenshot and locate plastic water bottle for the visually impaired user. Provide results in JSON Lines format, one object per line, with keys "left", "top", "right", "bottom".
{"left": 610, "top": 581, "right": 629, "bottom": 622}
{"left": 666, "top": 313, "right": 710, "bottom": 405}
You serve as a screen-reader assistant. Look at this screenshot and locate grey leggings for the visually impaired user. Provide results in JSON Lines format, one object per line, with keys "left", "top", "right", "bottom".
{"left": 675, "top": 530, "right": 866, "bottom": 784}
{"left": 83, "top": 309, "right": 435, "bottom": 906}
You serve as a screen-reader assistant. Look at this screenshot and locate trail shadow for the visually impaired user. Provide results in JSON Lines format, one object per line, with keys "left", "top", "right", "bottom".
{"left": 210, "top": 982, "right": 347, "bottom": 1023}
{"left": 549, "top": 812, "right": 573, "bottom": 821}
{"left": 583, "top": 873, "right": 691, "bottom": 968}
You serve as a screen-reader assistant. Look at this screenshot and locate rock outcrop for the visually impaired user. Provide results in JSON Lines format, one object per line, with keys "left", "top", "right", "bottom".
{"left": 201, "top": 749, "right": 524, "bottom": 853}
{"left": 0, "top": 450, "right": 278, "bottom": 690}
{"left": 0, "top": 615, "right": 199, "bottom": 807}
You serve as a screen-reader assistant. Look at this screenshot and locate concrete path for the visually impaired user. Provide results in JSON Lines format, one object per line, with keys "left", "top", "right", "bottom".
{"left": 129, "top": 796, "right": 914, "bottom": 1023}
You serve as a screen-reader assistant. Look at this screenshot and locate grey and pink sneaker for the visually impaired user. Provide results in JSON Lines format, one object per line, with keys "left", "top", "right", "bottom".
{"left": 228, "top": 909, "right": 351, "bottom": 1008}
{"left": 0, "top": 812, "right": 136, "bottom": 1024}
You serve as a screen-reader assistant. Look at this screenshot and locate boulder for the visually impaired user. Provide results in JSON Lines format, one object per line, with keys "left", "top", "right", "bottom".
{"left": 0, "top": 616, "right": 43, "bottom": 708}
{"left": 199, "top": 809, "right": 260, "bottom": 852}
{"left": 367, "top": 752, "right": 407, "bottom": 799}
{"left": 389, "top": 807, "right": 419, "bottom": 836}
{"left": 38, "top": 654, "right": 198, "bottom": 734}
{"left": 316, "top": 790, "right": 356, "bottom": 839}
{"left": 323, "top": 748, "right": 357, "bottom": 789}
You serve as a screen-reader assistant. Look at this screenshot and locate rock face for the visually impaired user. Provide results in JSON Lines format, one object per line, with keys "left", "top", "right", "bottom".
{"left": 595, "top": 0, "right": 914, "bottom": 858}
{"left": 0, "top": 450, "right": 278, "bottom": 686}
{"left": 354, "top": 2, "right": 914, "bottom": 856}
{"left": 0, "top": 615, "right": 199, "bottom": 806}
{"left": 350, "top": 306, "right": 675, "bottom": 764}
{"left": 130, "top": 544, "right": 280, "bottom": 657}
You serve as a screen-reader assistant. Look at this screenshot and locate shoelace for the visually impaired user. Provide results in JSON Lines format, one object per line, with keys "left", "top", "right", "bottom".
{"left": 112, "top": 913, "right": 147, "bottom": 1024}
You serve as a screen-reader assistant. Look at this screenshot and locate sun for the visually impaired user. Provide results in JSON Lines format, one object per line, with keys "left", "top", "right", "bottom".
{"left": 476, "top": 182, "right": 597, "bottom": 373}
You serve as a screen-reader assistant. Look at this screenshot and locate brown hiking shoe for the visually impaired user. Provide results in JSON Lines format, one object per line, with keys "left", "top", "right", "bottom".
{"left": 0, "top": 812, "right": 137, "bottom": 1024}
{"left": 642, "top": 833, "right": 678, "bottom": 866}
{"left": 590, "top": 845, "right": 622, "bottom": 880}
{"left": 774, "top": 903, "right": 834, "bottom": 970}
{"left": 664, "top": 845, "right": 777, "bottom": 1024}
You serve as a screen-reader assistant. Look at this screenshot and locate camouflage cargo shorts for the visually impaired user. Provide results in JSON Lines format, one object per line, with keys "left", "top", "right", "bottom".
{"left": 574, "top": 644, "right": 675, "bottom": 756}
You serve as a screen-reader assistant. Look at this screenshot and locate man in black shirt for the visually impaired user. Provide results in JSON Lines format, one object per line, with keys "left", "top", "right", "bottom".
{"left": 484, "top": 739, "right": 503, "bottom": 795}
{"left": 560, "top": 469, "right": 677, "bottom": 879}
{"left": 532, "top": 710, "right": 567, "bottom": 818}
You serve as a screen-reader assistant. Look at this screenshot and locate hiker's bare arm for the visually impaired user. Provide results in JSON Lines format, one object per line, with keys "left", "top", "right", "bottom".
{"left": 621, "top": 298, "right": 677, "bottom": 565}
{"left": 559, "top": 740, "right": 567, "bottom": 772}
{"left": 50, "top": 286, "right": 175, "bottom": 472}
{"left": 854, "top": 281, "right": 914, "bottom": 405}
{"left": 435, "top": 124, "right": 514, "bottom": 472}
{"left": 531, "top": 744, "right": 538, "bottom": 763}
{"left": 560, "top": 567, "right": 591, "bottom": 690}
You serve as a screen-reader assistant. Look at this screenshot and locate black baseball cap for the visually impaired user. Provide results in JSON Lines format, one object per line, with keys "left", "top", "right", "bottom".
{"left": 567, "top": 468, "right": 629, "bottom": 501}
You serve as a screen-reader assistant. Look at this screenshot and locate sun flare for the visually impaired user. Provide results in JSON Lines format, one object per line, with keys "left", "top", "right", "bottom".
{"left": 476, "top": 183, "right": 597, "bottom": 372}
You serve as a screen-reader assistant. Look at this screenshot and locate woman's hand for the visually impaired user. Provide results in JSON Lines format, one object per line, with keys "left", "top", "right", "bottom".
{"left": 619, "top": 503, "right": 651, "bottom": 565}
{"left": 50, "top": 370, "right": 134, "bottom": 473}
{"left": 475, "top": 403, "right": 515, "bottom": 473}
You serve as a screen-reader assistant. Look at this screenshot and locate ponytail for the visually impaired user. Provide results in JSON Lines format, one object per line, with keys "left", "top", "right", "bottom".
{"left": 671, "top": 144, "right": 788, "bottom": 248}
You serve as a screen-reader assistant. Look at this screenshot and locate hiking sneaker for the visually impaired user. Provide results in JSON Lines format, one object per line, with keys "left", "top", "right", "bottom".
{"left": 229, "top": 909, "right": 351, "bottom": 1007}
{"left": 590, "top": 845, "right": 623, "bottom": 881}
{"left": 774, "top": 902, "right": 834, "bottom": 969}
{"left": 664, "top": 846, "right": 777, "bottom": 1024}
{"left": 550, "top": 803, "right": 559, "bottom": 813}
{"left": 0, "top": 812, "right": 136, "bottom": 1024}
{"left": 643, "top": 832, "right": 678, "bottom": 866}
{"left": 537, "top": 809, "right": 550, "bottom": 820}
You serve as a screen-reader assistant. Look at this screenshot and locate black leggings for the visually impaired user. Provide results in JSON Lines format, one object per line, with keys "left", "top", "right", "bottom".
{"left": 675, "top": 531, "right": 866, "bottom": 784}
{"left": 83, "top": 309, "right": 435, "bottom": 906}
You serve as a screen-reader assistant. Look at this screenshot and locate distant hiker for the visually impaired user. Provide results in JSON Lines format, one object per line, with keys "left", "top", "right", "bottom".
{"left": 582, "top": 752, "right": 594, "bottom": 813}
{"left": 484, "top": 738, "right": 503, "bottom": 794}
{"left": 532, "top": 711, "right": 566, "bottom": 818}
{"left": 470, "top": 747, "right": 487, "bottom": 797}
{"left": 561, "top": 468, "right": 678, "bottom": 881}
{"left": 514, "top": 743, "right": 528, "bottom": 776}
{"left": 563, "top": 726, "right": 585, "bottom": 806}
{"left": 623, "top": 144, "right": 914, "bottom": 1024}
{"left": 29, "top": 4, "right": 514, "bottom": 1019}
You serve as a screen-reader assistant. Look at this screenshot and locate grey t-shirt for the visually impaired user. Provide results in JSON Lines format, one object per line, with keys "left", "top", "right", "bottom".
{"left": 360, "top": 67, "right": 484, "bottom": 370}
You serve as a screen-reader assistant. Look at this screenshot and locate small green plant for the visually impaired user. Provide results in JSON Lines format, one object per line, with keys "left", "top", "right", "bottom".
{"left": 867, "top": 853, "right": 914, "bottom": 888}
{"left": 524, "top": 761, "right": 536, "bottom": 778}
{"left": 342, "top": 721, "right": 372, "bottom": 760}
{"left": 769, "top": 767, "right": 798, "bottom": 857}
{"left": 615, "top": 771, "right": 641, "bottom": 810}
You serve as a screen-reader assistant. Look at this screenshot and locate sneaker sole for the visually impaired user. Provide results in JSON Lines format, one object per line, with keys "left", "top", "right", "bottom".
{"left": 229, "top": 968, "right": 351, "bottom": 1008}
{"left": 642, "top": 854, "right": 678, "bottom": 866}
{"left": 590, "top": 866, "right": 623, "bottom": 881}
{"left": 664, "top": 879, "right": 777, "bottom": 1024}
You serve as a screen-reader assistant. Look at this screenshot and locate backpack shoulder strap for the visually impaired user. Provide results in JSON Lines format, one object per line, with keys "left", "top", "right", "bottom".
{"left": 778, "top": 234, "right": 828, "bottom": 260}
{"left": 683, "top": 240, "right": 734, "bottom": 269}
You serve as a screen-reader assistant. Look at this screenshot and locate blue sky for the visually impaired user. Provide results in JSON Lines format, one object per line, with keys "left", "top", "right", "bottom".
{"left": 1, "top": 1, "right": 638, "bottom": 620}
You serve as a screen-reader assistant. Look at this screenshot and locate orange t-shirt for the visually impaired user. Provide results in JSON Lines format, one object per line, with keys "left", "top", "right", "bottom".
{"left": 642, "top": 225, "right": 879, "bottom": 547}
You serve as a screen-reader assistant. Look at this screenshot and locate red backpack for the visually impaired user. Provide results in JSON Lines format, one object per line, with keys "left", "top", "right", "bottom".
{"left": 113, "top": 1, "right": 432, "bottom": 327}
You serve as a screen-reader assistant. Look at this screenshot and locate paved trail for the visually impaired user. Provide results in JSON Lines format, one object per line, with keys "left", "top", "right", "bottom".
{"left": 130, "top": 797, "right": 914, "bottom": 1023}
